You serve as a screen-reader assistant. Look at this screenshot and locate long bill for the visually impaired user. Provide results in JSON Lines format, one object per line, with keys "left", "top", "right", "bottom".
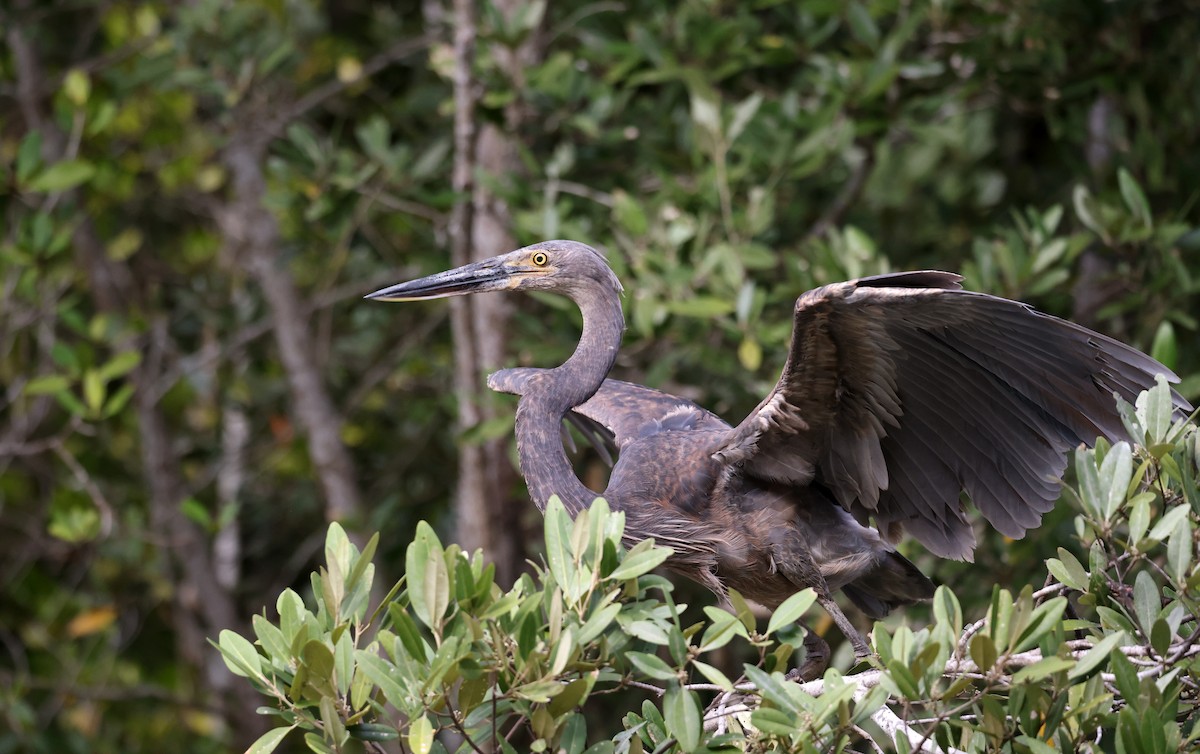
{"left": 364, "top": 259, "right": 512, "bottom": 302}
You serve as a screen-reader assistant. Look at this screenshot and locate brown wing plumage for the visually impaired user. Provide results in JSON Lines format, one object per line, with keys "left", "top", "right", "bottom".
{"left": 715, "top": 271, "right": 1190, "bottom": 560}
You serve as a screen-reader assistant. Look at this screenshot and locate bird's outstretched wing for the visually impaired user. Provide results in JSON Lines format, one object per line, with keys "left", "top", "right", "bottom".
{"left": 489, "top": 367, "right": 730, "bottom": 462}
{"left": 714, "top": 271, "right": 1191, "bottom": 560}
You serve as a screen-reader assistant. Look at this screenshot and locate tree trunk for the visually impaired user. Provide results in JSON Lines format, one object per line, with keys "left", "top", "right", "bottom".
{"left": 6, "top": 14, "right": 266, "bottom": 747}
{"left": 219, "top": 137, "right": 366, "bottom": 528}
{"left": 446, "top": 0, "right": 544, "bottom": 586}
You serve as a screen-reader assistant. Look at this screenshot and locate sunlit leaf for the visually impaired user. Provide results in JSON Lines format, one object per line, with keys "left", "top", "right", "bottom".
{"left": 1068, "top": 632, "right": 1127, "bottom": 680}
{"left": 408, "top": 715, "right": 433, "bottom": 754}
{"left": 1118, "top": 168, "right": 1152, "bottom": 227}
{"left": 662, "top": 684, "right": 700, "bottom": 752}
{"left": 766, "top": 589, "right": 816, "bottom": 636}
{"left": 243, "top": 726, "right": 294, "bottom": 754}
{"left": 28, "top": 159, "right": 95, "bottom": 192}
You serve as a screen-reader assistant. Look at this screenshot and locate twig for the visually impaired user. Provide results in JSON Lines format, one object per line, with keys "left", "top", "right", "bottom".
{"left": 267, "top": 35, "right": 432, "bottom": 137}
{"left": 555, "top": 180, "right": 614, "bottom": 207}
{"left": 52, "top": 441, "right": 116, "bottom": 538}
{"left": 803, "top": 144, "right": 875, "bottom": 242}
{"left": 368, "top": 190, "right": 448, "bottom": 226}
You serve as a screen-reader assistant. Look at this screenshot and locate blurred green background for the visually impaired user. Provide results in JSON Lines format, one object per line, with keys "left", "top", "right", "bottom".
{"left": 1, "top": 0, "right": 1198, "bottom": 750}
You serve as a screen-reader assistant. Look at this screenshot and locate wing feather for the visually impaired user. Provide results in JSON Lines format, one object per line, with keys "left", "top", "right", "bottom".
{"left": 715, "top": 272, "right": 1190, "bottom": 559}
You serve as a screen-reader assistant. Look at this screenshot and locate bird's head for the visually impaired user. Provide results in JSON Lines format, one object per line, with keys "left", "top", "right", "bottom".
{"left": 365, "top": 240, "right": 622, "bottom": 302}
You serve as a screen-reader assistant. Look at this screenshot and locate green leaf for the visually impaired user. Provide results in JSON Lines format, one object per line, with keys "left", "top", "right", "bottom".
{"left": 319, "top": 696, "right": 346, "bottom": 747}
{"left": 612, "top": 190, "right": 648, "bottom": 237}
{"left": 626, "top": 651, "right": 677, "bottom": 681}
{"left": 303, "top": 732, "right": 333, "bottom": 754}
{"left": 278, "top": 589, "right": 304, "bottom": 645}
{"left": 355, "top": 650, "right": 409, "bottom": 708}
{"left": 608, "top": 540, "right": 672, "bottom": 580}
{"left": 288, "top": 123, "right": 324, "bottom": 165}
{"left": 691, "top": 660, "right": 733, "bottom": 691}
{"left": 102, "top": 384, "right": 135, "bottom": 419}
{"left": 16, "top": 131, "right": 42, "bottom": 184}
{"left": 549, "top": 678, "right": 592, "bottom": 717}
{"left": 408, "top": 714, "right": 434, "bottom": 754}
{"left": 347, "top": 723, "right": 400, "bottom": 742}
{"left": 846, "top": 1, "right": 880, "bottom": 48}
{"left": 406, "top": 522, "right": 448, "bottom": 631}
{"left": 180, "top": 497, "right": 211, "bottom": 528}
{"left": 1118, "top": 168, "right": 1152, "bottom": 227}
{"left": 1073, "top": 184, "right": 1109, "bottom": 242}
{"left": 728, "top": 589, "right": 756, "bottom": 634}
{"left": 302, "top": 640, "right": 335, "bottom": 695}
{"left": 545, "top": 497, "right": 574, "bottom": 590}
{"left": 667, "top": 297, "right": 734, "bottom": 319}
{"left": 969, "top": 633, "right": 997, "bottom": 672}
{"left": 1012, "top": 656, "right": 1074, "bottom": 684}
{"left": 1151, "top": 321, "right": 1177, "bottom": 371}
{"left": 1109, "top": 647, "right": 1141, "bottom": 701}
{"left": 1133, "top": 571, "right": 1160, "bottom": 633}
{"left": 751, "top": 707, "right": 798, "bottom": 735}
{"left": 766, "top": 589, "right": 816, "bottom": 636}
{"left": 334, "top": 631, "right": 353, "bottom": 696}
{"left": 1099, "top": 442, "right": 1132, "bottom": 520}
{"left": 1047, "top": 548, "right": 1089, "bottom": 591}
{"left": 28, "top": 159, "right": 96, "bottom": 192}
{"left": 1076, "top": 447, "right": 1103, "bottom": 518}
{"left": 624, "top": 619, "right": 670, "bottom": 645}
{"left": 688, "top": 90, "right": 721, "bottom": 139}
{"left": 577, "top": 602, "right": 620, "bottom": 644}
{"left": 218, "top": 629, "right": 262, "bottom": 678}
{"left": 1015, "top": 735, "right": 1058, "bottom": 754}
{"left": 244, "top": 726, "right": 295, "bottom": 754}
{"left": 83, "top": 369, "right": 105, "bottom": 412}
{"left": 1168, "top": 514, "right": 1192, "bottom": 584}
{"left": 737, "top": 338, "right": 762, "bottom": 371}
{"left": 253, "top": 615, "right": 291, "bottom": 665}
{"left": 1068, "top": 631, "right": 1126, "bottom": 680}
{"left": 1150, "top": 618, "right": 1172, "bottom": 657}
{"left": 932, "top": 585, "right": 963, "bottom": 635}
{"left": 96, "top": 351, "right": 141, "bottom": 383}
{"left": 1137, "top": 373, "right": 1173, "bottom": 444}
{"left": 698, "top": 608, "right": 746, "bottom": 651}
{"left": 742, "top": 665, "right": 802, "bottom": 715}
{"left": 662, "top": 684, "right": 701, "bottom": 752}
{"left": 1128, "top": 493, "right": 1152, "bottom": 545}
{"left": 25, "top": 375, "right": 71, "bottom": 396}
{"left": 1148, "top": 504, "right": 1191, "bottom": 542}
{"left": 727, "top": 92, "right": 763, "bottom": 143}
{"left": 515, "top": 679, "right": 564, "bottom": 702}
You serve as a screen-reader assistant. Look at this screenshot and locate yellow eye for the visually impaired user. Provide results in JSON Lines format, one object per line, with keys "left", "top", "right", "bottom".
{"left": 531, "top": 251, "right": 549, "bottom": 267}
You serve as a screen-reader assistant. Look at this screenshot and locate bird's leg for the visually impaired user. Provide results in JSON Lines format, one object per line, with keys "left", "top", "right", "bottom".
{"left": 817, "top": 594, "right": 872, "bottom": 658}
{"left": 768, "top": 529, "right": 873, "bottom": 659}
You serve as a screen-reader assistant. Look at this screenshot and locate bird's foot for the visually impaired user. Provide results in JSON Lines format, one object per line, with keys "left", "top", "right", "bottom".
{"left": 786, "top": 629, "right": 830, "bottom": 682}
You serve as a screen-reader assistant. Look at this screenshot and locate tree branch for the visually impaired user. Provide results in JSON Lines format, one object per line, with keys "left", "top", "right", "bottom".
{"left": 219, "top": 134, "right": 365, "bottom": 525}
{"left": 803, "top": 145, "right": 875, "bottom": 242}
{"left": 266, "top": 34, "right": 432, "bottom": 138}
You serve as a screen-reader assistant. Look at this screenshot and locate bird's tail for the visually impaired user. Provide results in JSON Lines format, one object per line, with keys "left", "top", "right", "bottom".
{"left": 842, "top": 551, "right": 935, "bottom": 620}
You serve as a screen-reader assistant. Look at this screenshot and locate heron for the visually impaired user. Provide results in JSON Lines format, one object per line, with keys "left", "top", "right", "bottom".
{"left": 367, "top": 240, "right": 1189, "bottom": 659}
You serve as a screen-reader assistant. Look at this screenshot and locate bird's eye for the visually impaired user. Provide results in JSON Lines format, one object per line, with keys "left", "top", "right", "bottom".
{"left": 531, "top": 251, "right": 549, "bottom": 267}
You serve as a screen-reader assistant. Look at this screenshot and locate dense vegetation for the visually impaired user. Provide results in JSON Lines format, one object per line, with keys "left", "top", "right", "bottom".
{"left": 2, "top": 0, "right": 1198, "bottom": 751}
{"left": 219, "top": 380, "right": 1200, "bottom": 753}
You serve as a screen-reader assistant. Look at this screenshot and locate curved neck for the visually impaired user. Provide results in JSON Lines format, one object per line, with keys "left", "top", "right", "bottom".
{"left": 516, "top": 284, "right": 624, "bottom": 516}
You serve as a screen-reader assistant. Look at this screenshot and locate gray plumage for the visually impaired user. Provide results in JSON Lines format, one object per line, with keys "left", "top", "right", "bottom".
{"left": 368, "top": 240, "right": 1190, "bottom": 655}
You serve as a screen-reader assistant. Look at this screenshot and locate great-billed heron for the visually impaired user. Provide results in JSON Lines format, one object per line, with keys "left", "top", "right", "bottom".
{"left": 367, "top": 240, "right": 1188, "bottom": 658}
